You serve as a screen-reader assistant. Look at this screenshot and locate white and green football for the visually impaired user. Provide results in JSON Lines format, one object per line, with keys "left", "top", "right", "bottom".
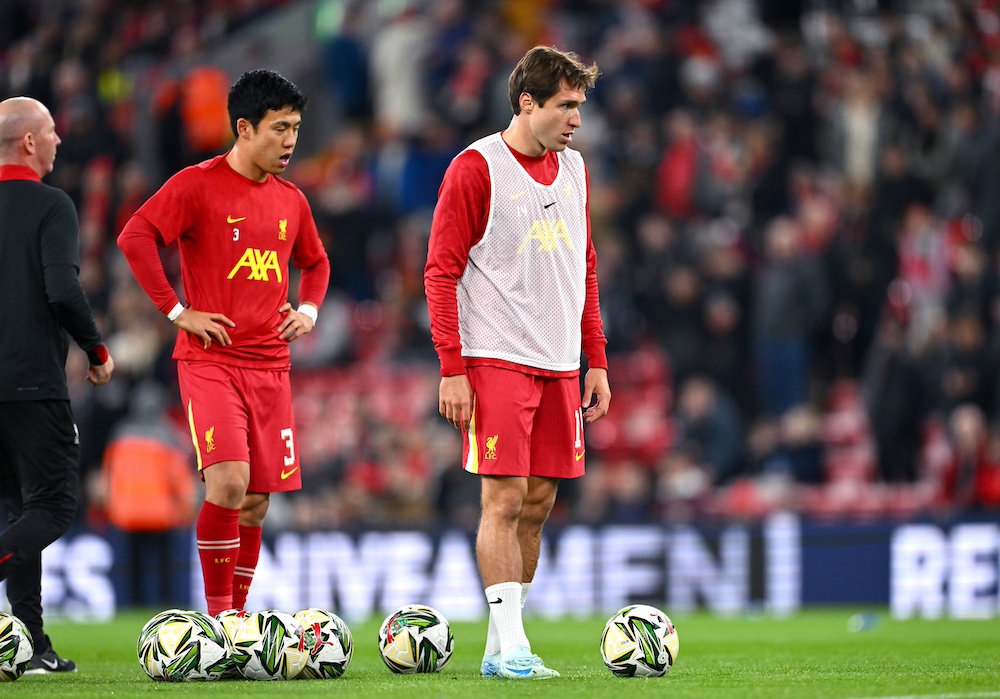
{"left": 294, "top": 607, "right": 353, "bottom": 679}
{"left": 231, "top": 609, "right": 307, "bottom": 680}
{"left": 0, "top": 612, "right": 33, "bottom": 682}
{"left": 215, "top": 608, "right": 251, "bottom": 678}
{"left": 136, "top": 609, "right": 232, "bottom": 681}
{"left": 377, "top": 604, "right": 454, "bottom": 674}
{"left": 600, "top": 604, "right": 679, "bottom": 677}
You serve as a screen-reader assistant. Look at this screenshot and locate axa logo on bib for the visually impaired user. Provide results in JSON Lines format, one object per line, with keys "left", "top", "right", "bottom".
{"left": 517, "top": 219, "right": 574, "bottom": 254}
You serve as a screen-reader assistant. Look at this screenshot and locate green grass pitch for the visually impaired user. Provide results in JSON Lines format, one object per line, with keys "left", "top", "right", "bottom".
{"left": 6, "top": 609, "right": 1000, "bottom": 698}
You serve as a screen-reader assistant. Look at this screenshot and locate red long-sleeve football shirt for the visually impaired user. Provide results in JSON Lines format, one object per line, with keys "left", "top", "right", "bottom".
{"left": 118, "top": 155, "right": 330, "bottom": 369}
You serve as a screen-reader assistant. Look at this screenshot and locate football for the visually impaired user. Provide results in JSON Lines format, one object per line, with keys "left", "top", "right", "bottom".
{"left": 600, "top": 604, "right": 679, "bottom": 677}
{"left": 136, "top": 609, "right": 232, "bottom": 681}
{"left": 136, "top": 608, "right": 186, "bottom": 652}
{"left": 231, "top": 609, "right": 307, "bottom": 680}
{"left": 215, "top": 608, "right": 251, "bottom": 678}
{"left": 0, "top": 612, "right": 33, "bottom": 682}
{"left": 294, "top": 608, "right": 353, "bottom": 679}
{"left": 377, "top": 604, "right": 454, "bottom": 674}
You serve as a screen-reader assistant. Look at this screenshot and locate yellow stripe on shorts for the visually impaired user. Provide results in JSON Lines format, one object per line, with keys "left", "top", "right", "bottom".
{"left": 186, "top": 399, "right": 204, "bottom": 472}
{"left": 464, "top": 398, "right": 479, "bottom": 474}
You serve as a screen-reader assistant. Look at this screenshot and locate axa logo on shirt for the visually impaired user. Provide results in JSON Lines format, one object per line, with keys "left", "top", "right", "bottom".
{"left": 228, "top": 248, "right": 283, "bottom": 282}
{"left": 517, "top": 219, "right": 575, "bottom": 254}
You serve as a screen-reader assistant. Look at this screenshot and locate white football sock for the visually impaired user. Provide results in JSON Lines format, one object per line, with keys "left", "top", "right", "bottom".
{"left": 484, "top": 615, "right": 500, "bottom": 656}
{"left": 485, "top": 582, "right": 528, "bottom": 656}
{"left": 486, "top": 582, "right": 530, "bottom": 655}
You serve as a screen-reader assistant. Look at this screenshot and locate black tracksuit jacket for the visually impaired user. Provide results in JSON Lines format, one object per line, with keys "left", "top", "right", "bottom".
{"left": 0, "top": 174, "right": 104, "bottom": 401}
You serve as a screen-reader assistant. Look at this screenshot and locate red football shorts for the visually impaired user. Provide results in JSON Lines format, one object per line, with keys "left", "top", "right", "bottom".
{"left": 177, "top": 360, "right": 300, "bottom": 493}
{"left": 463, "top": 365, "right": 585, "bottom": 479}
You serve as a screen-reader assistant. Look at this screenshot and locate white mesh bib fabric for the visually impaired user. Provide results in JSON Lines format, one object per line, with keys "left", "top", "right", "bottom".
{"left": 458, "top": 133, "right": 588, "bottom": 371}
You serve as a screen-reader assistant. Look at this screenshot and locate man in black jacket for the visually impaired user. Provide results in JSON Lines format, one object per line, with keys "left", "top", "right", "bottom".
{"left": 0, "top": 96, "right": 114, "bottom": 673}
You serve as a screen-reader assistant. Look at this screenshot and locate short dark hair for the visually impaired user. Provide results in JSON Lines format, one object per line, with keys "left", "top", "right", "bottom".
{"left": 508, "top": 46, "right": 599, "bottom": 115}
{"left": 227, "top": 69, "right": 307, "bottom": 135}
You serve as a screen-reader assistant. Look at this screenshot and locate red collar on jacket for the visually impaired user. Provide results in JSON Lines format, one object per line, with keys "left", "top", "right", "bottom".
{"left": 0, "top": 165, "right": 42, "bottom": 182}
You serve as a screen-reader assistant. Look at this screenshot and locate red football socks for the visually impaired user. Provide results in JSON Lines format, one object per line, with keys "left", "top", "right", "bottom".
{"left": 232, "top": 524, "right": 262, "bottom": 611}
{"left": 196, "top": 501, "right": 240, "bottom": 615}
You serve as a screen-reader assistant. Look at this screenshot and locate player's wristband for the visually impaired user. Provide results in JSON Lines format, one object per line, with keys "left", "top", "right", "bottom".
{"left": 86, "top": 343, "right": 109, "bottom": 366}
{"left": 297, "top": 304, "right": 318, "bottom": 324}
{"left": 167, "top": 302, "right": 185, "bottom": 322}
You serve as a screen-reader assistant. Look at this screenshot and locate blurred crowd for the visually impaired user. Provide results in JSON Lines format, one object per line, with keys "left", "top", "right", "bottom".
{"left": 5, "top": 0, "right": 1000, "bottom": 533}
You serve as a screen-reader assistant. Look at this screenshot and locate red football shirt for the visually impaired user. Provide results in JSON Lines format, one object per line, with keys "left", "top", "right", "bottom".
{"left": 118, "top": 154, "right": 330, "bottom": 369}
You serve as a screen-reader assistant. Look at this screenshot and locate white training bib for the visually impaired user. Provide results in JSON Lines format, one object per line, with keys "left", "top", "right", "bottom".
{"left": 457, "top": 133, "right": 588, "bottom": 372}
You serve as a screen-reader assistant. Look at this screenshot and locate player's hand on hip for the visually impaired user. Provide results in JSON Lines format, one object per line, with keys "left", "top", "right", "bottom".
{"left": 87, "top": 354, "right": 114, "bottom": 386}
{"left": 277, "top": 302, "right": 314, "bottom": 342}
{"left": 439, "top": 374, "right": 473, "bottom": 431}
{"left": 582, "top": 367, "right": 611, "bottom": 423}
{"left": 174, "top": 308, "right": 235, "bottom": 350}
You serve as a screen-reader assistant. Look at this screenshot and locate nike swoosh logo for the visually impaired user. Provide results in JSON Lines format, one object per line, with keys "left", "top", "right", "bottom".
{"left": 280, "top": 466, "right": 298, "bottom": 480}
{"left": 227, "top": 215, "right": 247, "bottom": 223}
{"left": 575, "top": 451, "right": 585, "bottom": 461}
{"left": 543, "top": 202, "right": 556, "bottom": 209}
{"left": 488, "top": 598, "right": 502, "bottom": 605}
{"left": 509, "top": 192, "right": 525, "bottom": 200}
{"left": 41, "top": 658, "right": 59, "bottom": 670}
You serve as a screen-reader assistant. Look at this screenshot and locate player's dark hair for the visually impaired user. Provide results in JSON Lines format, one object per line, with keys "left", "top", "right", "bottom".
{"left": 508, "top": 46, "right": 599, "bottom": 115}
{"left": 227, "top": 69, "right": 307, "bottom": 135}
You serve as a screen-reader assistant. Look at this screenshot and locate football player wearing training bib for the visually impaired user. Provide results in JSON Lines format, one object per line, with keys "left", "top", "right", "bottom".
{"left": 425, "top": 46, "right": 611, "bottom": 680}
{"left": 118, "top": 70, "right": 330, "bottom": 616}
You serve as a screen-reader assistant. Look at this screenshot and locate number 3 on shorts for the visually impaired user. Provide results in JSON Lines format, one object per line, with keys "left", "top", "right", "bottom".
{"left": 281, "top": 427, "right": 295, "bottom": 466}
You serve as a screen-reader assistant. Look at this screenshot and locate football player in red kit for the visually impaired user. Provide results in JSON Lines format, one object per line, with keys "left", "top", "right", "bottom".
{"left": 425, "top": 46, "right": 611, "bottom": 679}
{"left": 118, "top": 69, "right": 329, "bottom": 615}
